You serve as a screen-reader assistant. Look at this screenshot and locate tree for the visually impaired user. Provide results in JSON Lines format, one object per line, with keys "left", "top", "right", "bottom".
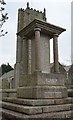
{"left": 0, "top": 0, "right": 8, "bottom": 37}
{"left": 0, "top": 63, "right": 14, "bottom": 75}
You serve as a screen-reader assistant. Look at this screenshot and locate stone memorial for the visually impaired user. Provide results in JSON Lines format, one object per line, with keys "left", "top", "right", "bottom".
{"left": 2, "top": 2, "right": 73, "bottom": 119}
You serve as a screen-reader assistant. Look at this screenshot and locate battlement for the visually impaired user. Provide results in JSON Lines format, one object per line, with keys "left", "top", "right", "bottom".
{"left": 18, "top": 8, "right": 24, "bottom": 12}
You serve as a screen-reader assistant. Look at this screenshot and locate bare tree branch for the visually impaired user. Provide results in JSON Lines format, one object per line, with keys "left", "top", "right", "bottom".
{"left": 0, "top": 0, "right": 8, "bottom": 37}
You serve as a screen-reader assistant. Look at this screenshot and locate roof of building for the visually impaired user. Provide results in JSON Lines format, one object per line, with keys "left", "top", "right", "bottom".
{"left": 64, "top": 65, "right": 71, "bottom": 72}
{"left": 1, "top": 70, "right": 14, "bottom": 79}
{"left": 0, "top": 64, "right": 71, "bottom": 80}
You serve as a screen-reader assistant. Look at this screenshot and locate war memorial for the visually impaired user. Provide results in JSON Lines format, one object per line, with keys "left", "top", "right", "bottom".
{"left": 1, "top": 2, "right": 73, "bottom": 120}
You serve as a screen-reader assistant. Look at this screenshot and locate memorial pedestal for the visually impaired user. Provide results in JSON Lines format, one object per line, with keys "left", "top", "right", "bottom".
{"left": 17, "top": 72, "right": 68, "bottom": 99}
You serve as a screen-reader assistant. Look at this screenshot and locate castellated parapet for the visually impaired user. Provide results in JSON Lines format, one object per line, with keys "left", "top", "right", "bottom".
{"left": 18, "top": 2, "right": 46, "bottom": 32}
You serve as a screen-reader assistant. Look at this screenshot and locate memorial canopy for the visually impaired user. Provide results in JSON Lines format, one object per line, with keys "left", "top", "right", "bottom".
{"left": 17, "top": 18, "right": 66, "bottom": 38}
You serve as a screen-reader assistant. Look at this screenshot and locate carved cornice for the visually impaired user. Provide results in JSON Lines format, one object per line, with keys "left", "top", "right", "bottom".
{"left": 17, "top": 18, "right": 66, "bottom": 39}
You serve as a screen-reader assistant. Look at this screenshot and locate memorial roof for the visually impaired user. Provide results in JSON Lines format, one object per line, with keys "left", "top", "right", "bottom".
{"left": 17, "top": 18, "right": 66, "bottom": 38}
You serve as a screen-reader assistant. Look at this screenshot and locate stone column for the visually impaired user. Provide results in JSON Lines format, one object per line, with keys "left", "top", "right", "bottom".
{"left": 16, "top": 36, "right": 22, "bottom": 63}
{"left": 28, "top": 39, "right": 31, "bottom": 74}
{"left": 19, "top": 36, "right": 28, "bottom": 87}
{"left": 34, "top": 28, "right": 41, "bottom": 71}
{"left": 53, "top": 34, "right": 59, "bottom": 72}
{"left": 22, "top": 36, "right": 28, "bottom": 74}
{"left": 15, "top": 36, "right": 22, "bottom": 88}
{"left": 48, "top": 38, "right": 50, "bottom": 73}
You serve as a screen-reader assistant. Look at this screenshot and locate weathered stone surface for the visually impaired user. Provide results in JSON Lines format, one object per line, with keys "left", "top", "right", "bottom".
{"left": 43, "top": 104, "right": 71, "bottom": 113}
{"left": 19, "top": 72, "right": 66, "bottom": 87}
{"left": 2, "top": 97, "right": 55, "bottom": 106}
{"left": 54, "top": 97, "right": 72, "bottom": 104}
{"left": 2, "top": 109, "right": 72, "bottom": 119}
{"left": 2, "top": 97, "right": 72, "bottom": 106}
{"left": 44, "top": 91, "right": 63, "bottom": 98}
{"left": 2, "top": 97, "right": 73, "bottom": 118}
{"left": 0, "top": 108, "right": 2, "bottom": 120}
{"left": 2, "top": 102, "right": 42, "bottom": 115}
{"left": 2, "top": 89, "right": 16, "bottom": 98}
{"left": 17, "top": 86, "right": 67, "bottom": 99}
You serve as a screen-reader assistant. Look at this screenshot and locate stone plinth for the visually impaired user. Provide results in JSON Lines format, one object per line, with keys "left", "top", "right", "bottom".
{"left": 17, "top": 72, "right": 68, "bottom": 99}
{"left": 18, "top": 72, "right": 66, "bottom": 87}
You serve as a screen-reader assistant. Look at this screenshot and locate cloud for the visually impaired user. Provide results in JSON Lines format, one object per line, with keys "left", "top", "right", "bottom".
{"left": 0, "top": 0, "right": 71, "bottom": 66}
{"left": 6, "top": 0, "right": 72, "bottom": 3}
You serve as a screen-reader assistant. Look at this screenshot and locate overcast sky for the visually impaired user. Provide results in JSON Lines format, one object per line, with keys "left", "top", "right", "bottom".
{"left": 0, "top": 0, "right": 72, "bottom": 67}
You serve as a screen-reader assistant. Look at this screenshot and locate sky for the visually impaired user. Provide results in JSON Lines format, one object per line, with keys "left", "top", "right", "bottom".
{"left": 71, "top": 1, "right": 73, "bottom": 63}
{"left": 0, "top": 0, "right": 72, "bottom": 67}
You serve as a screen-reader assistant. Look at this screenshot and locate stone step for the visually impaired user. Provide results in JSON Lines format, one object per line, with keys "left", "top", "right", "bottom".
{"left": 2, "top": 108, "right": 73, "bottom": 119}
{"left": 2, "top": 101, "right": 72, "bottom": 115}
{"left": 2, "top": 97, "right": 73, "bottom": 106}
{"left": 43, "top": 104, "right": 72, "bottom": 113}
{"left": 2, "top": 102, "right": 42, "bottom": 115}
{"left": 2, "top": 97, "right": 72, "bottom": 106}
{"left": 2, "top": 97, "right": 55, "bottom": 106}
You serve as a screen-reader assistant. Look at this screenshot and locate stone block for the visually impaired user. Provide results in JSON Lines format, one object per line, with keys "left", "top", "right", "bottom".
{"left": 33, "top": 72, "right": 65, "bottom": 86}
{"left": 54, "top": 92, "right": 62, "bottom": 98}
{"left": 18, "top": 72, "right": 66, "bottom": 87}
{"left": 2, "top": 102, "right": 42, "bottom": 115}
{"left": 43, "top": 104, "right": 71, "bottom": 113}
{"left": 2, "top": 89, "right": 16, "bottom": 98}
{"left": 3, "top": 97, "right": 55, "bottom": 106}
{"left": 2, "top": 108, "right": 72, "bottom": 119}
{"left": 44, "top": 92, "right": 55, "bottom": 98}
{"left": 17, "top": 86, "right": 68, "bottom": 99}
{"left": 54, "top": 97, "right": 72, "bottom": 105}
{"left": 44, "top": 92, "right": 63, "bottom": 98}
{"left": 8, "top": 93, "right": 16, "bottom": 98}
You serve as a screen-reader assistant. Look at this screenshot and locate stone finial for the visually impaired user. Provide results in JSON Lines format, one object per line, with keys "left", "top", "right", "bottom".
{"left": 44, "top": 8, "right": 46, "bottom": 21}
{"left": 44, "top": 8, "right": 46, "bottom": 16}
{"left": 27, "top": 2, "right": 29, "bottom": 9}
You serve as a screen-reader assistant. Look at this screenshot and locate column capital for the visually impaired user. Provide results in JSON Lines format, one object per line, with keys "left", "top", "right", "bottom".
{"left": 22, "top": 36, "right": 27, "bottom": 40}
{"left": 53, "top": 33, "right": 59, "bottom": 37}
{"left": 34, "top": 28, "right": 41, "bottom": 32}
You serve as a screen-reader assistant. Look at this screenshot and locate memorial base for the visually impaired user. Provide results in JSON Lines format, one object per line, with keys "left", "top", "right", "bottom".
{"left": 17, "top": 86, "right": 68, "bottom": 99}
{"left": 17, "top": 72, "right": 68, "bottom": 99}
{"left": 2, "top": 97, "right": 73, "bottom": 119}
{"left": 2, "top": 72, "right": 73, "bottom": 119}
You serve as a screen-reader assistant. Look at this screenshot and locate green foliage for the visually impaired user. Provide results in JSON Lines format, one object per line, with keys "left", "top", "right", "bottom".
{"left": 1, "top": 63, "right": 14, "bottom": 75}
